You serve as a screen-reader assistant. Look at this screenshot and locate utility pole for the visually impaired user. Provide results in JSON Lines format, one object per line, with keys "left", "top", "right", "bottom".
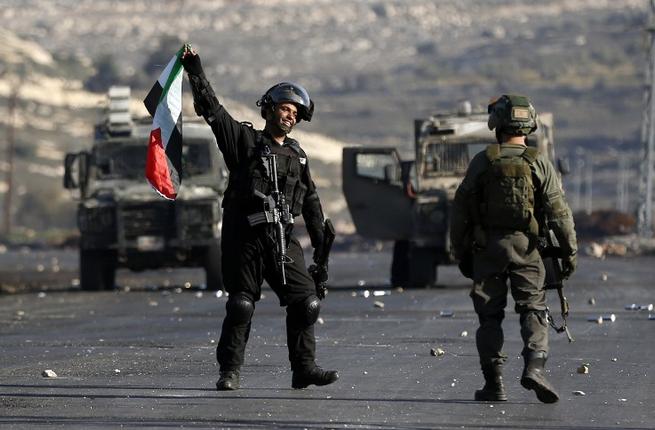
{"left": 585, "top": 154, "right": 593, "bottom": 216}
{"left": 573, "top": 149, "right": 584, "bottom": 213}
{"left": 2, "top": 84, "right": 19, "bottom": 237}
{"left": 617, "top": 153, "right": 629, "bottom": 213}
{"left": 639, "top": 0, "right": 655, "bottom": 238}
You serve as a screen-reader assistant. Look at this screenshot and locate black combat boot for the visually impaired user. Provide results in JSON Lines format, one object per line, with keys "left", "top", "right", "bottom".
{"left": 520, "top": 351, "right": 559, "bottom": 403}
{"left": 216, "top": 370, "right": 240, "bottom": 391}
{"left": 474, "top": 365, "right": 508, "bottom": 401}
{"left": 292, "top": 366, "right": 339, "bottom": 389}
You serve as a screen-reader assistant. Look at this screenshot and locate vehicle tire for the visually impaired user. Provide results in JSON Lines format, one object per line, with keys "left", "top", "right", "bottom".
{"left": 102, "top": 251, "right": 117, "bottom": 291}
{"left": 204, "top": 240, "right": 223, "bottom": 291}
{"left": 408, "top": 246, "right": 437, "bottom": 288}
{"left": 391, "top": 240, "right": 410, "bottom": 287}
{"left": 80, "top": 249, "right": 115, "bottom": 291}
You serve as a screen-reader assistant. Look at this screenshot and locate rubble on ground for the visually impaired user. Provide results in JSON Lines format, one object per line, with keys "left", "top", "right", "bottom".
{"left": 582, "top": 235, "right": 655, "bottom": 259}
{"left": 42, "top": 369, "right": 57, "bottom": 378}
{"left": 430, "top": 347, "right": 445, "bottom": 357}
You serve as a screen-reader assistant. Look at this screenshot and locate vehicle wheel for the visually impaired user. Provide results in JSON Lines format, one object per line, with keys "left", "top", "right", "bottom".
{"left": 204, "top": 240, "right": 223, "bottom": 291}
{"left": 80, "top": 249, "right": 115, "bottom": 291}
{"left": 408, "top": 246, "right": 437, "bottom": 288}
{"left": 391, "top": 240, "right": 410, "bottom": 287}
{"left": 102, "top": 251, "right": 117, "bottom": 291}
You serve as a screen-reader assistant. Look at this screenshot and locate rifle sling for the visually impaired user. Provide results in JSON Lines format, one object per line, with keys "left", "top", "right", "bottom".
{"left": 546, "top": 286, "right": 574, "bottom": 343}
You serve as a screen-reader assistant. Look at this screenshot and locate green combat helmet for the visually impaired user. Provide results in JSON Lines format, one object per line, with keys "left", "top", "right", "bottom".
{"left": 487, "top": 94, "right": 538, "bottom": 136}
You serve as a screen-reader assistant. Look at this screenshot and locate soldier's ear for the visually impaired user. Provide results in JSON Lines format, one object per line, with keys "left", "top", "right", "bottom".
{"left": 264, "top": 105, "right": 276, "bottom": 121}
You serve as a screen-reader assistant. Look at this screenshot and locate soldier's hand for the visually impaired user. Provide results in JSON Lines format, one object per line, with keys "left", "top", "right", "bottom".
{"left": 309, "top": 263, "right": 328, "bottom": 284}
{"left": 561, "top": 254, "right": 577, "bottom": 279}
{"left": 308, "top": 264, "right": 329, "bottom": 299}
{"left": 181, "top": 44, "right": 204, "bottom": 76}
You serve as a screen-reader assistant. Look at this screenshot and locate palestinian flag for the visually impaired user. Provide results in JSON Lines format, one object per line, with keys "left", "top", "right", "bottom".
{"left": 143, "top": 46, "right": 184, "bottom": 200}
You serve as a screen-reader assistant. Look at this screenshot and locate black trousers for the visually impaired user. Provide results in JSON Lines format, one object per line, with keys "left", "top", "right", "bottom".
{"left": 217, "top": 215, "right": 317, "bottom": 372}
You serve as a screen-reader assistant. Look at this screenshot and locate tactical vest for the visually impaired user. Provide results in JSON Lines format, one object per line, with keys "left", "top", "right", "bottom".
{"left": 223, "top": 131, "right": 308, "bottom": 217}
{"left": 477, "top": 144, "right": 539, "bottom": 236}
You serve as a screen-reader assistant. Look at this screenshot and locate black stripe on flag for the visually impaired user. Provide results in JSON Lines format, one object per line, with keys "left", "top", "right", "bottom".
{"left": 165, "top": 116, "right": 183, "bottom": 190}
{"left": 143, "top": 82, "right": 163, "bottom": 118}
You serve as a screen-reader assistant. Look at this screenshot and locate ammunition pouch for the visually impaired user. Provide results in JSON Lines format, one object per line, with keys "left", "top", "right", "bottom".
{"left": 289, "top": 180, "right": 307, "bottom": 217}
{"left": 231, "top": 149, "right": 307, "bottom": 218}
{"left": 479, "top": 144, "right": 539, "bottom": 236}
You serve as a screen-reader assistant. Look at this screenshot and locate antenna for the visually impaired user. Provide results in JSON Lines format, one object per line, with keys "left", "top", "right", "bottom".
{"left": 639, "top": 1, "right": 655, "bottom": 237}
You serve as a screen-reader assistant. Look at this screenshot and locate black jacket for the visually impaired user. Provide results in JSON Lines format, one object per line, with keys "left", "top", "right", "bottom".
{"left": 187, "top": 72, "right": 325, "bottom": 250}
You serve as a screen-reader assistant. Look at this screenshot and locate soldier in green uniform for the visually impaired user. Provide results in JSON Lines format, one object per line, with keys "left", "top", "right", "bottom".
{"left": 450, "top": 95, "right": 577, "bottom": 403}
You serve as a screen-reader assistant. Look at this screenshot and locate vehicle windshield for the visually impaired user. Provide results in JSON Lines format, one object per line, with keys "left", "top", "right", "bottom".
{"left": 94, "top": 139, "right": 212, "bottom": 180}
{"left": 422, "top": 140, "right": 487, "bottom": 176}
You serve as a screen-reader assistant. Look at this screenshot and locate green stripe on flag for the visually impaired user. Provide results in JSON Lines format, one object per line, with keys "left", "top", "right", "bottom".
{"left": 158, "top": 46, "right": 185, "bottom": 105}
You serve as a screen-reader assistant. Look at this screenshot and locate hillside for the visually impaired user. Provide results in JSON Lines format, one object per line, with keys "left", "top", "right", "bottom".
{"left": 0, "top": 0, "right": 651, "bottom": 239}
{"left": 0, "top": 28, "right": 351, "bottom": 240}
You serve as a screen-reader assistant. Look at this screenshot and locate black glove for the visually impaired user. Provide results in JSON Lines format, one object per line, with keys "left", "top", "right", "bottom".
{"left": 181, "top": 46, "right": 204, "bottom": 76}
{"left": 308, "top": 263, "right": 328, "bottom": 299}
{"left": 561, "top": 253, "right": 577, "bottom": 279}
{"left": 309, "top": 226, "right": 325, "bottom": 264}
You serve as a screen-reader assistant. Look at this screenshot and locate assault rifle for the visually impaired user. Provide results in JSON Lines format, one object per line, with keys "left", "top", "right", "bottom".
{"left": 247, "top": 151, "right": 294, "bottom": 285}
{"left": 308, "top": 219, "right": 335, "bottom": 300}
{"left": 539, "top": 227, "right": 574, "bottom": 343}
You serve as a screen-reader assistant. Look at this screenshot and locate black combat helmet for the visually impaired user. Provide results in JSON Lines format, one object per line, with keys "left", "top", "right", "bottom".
{"left": 487, "top": 94, "right": 537, "bottom": 135}
{"left": 257, "top": 82, "right": 315, "bottom": 122}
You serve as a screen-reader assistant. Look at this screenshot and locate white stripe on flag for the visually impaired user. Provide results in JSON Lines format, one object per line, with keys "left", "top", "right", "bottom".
{"left": 158, "top": 53, "right": 179, "bottom": 87}
{"left": 153, "top": 71, "right": 182, "bottom": 148}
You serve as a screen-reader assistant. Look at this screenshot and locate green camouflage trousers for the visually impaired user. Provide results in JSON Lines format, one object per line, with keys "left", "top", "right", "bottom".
{"left": 470, "top": 231, "right": 549, "bottom": 367}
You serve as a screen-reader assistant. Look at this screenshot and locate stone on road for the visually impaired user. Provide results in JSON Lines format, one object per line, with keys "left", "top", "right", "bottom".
{"left": 0, "top": 252, "right": 653, "bottom": 429}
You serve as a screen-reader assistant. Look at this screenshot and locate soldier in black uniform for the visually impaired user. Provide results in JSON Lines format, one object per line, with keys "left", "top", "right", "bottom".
{"left": 181, "top": 46, "right": 338, "bottom": 391}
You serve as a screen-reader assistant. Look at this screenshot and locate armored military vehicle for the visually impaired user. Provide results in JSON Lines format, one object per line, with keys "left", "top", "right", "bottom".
{"left": 64, "top": 87, "right": 227, "bottom": 291}
{"left": 343, "top": 102, "right": 557, "bottom": 288}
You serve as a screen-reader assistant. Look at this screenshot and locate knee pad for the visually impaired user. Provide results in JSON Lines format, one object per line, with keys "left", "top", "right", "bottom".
{"left": 289, "top": 295, "right": 321, "bottom": 326}
{"left": 226, "top": 294, "right": 254, "bottom": 325}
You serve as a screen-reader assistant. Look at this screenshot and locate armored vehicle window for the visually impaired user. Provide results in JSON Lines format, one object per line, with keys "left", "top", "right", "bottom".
{"left": 423, "top": 141, "right": 486, "bottom": 176}
{"left": 94, "top": 139, "right": 212, "bottom": 180}
{"left": 181, "top": 139, "right": 211, "bottom": 178}
{"left": 356, "top": 153, "right": 401, "bottom": 183}
{"left": 94, "top": 141, "right": 147, "bottom": 179}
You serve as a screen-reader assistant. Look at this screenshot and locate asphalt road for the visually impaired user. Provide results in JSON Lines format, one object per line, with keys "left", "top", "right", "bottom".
{"left": 0, "top": 250, "right": 654, "bottom": 429}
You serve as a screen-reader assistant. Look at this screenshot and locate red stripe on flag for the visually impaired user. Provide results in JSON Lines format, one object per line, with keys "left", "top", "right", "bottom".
{"left": 145, "top": 128, "right": 177, "bottom": 199}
